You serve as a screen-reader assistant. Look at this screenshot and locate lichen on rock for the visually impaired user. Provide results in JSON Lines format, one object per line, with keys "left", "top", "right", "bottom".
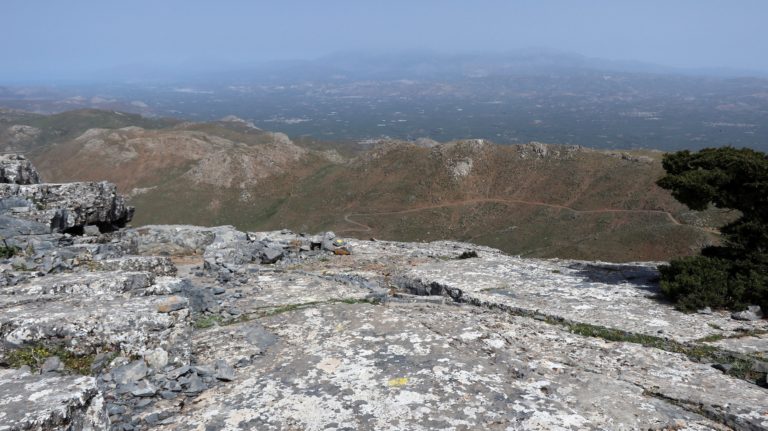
{"left": 1, "top": 158, "right": 767, "bottom": 430}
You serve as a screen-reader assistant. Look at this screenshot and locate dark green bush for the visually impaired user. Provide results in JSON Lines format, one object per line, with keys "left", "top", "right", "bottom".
{"left": 0, "top": 244, "right": 19, "bottom": 258}
{"left": 657, "top": 147, "right": 768, "bottom": 312}
{"left": 659, "top": 255, "right": 768, "bottom": 312}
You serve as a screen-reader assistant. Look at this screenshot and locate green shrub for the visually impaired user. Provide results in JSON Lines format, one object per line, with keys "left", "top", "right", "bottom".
{"left": 5, "top": 344, "right": 98, "bottom": 375}
{"left": 0, "top": 244, "right": 19, "bottom": 258}
{"left": 658, "top": 256, "right": 768, "bottom": 311}
{"left": 657, "top": 147, "right": 768, "bottom": 312}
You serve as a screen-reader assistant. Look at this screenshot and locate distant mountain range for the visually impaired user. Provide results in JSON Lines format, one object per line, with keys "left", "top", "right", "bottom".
{"left": 186, "top": 49, "right": 768, "bottom": 83}
{"left": 0, "top": 109, "right": 728, "bottom": 262}
{"left": 2, "top": 50, "right": 766, "bottom": 152}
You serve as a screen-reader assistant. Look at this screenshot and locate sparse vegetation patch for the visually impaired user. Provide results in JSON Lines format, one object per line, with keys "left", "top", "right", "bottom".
{"left": 5, "top": 343, "right": 101, "bottom": 375}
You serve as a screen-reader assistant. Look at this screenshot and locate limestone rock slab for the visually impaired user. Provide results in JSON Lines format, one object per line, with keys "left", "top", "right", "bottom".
{"left": 0, "top": 368, "right": 108, "bottom": 431}
{"left": 0, "top": 154, "right": 40, "bottom": 185}
{"left": 164, "top": 302, "right": 766, "bottom": 430}
{"left": 0, "top": 181, "right": 133, "bottom": 232}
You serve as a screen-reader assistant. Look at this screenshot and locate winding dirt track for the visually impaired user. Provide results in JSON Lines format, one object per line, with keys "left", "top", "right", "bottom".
{"left": 340, "top": 198, "right": 683, "bottom": 233}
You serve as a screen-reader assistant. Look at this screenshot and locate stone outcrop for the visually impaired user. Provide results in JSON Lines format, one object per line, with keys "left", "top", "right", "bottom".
{"left": 0, "top": 181, "right": 133, "bottom": 233}
{"left": 1, "top": 152, "right": 132, "bottom": 234}
{"left": 0, "top": 368, "right": 108, "bottom": 430}
{"left": 0, "top": 154, "right": 41, "bottom": 185}
{"left": 0, "top": 159, "right": 767, "bottom": 430}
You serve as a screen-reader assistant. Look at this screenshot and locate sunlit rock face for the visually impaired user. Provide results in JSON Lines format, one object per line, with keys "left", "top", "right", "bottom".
{"left": 0, "top": 154, "right": 40, "bottom": 185}
{"left": 0, "top": 159, "right": 766, "bottom": 430}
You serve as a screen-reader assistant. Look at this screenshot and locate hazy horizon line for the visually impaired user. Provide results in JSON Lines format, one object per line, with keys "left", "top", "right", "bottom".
{"left": 3, "top": 47, "right": 768, "bottom": 85}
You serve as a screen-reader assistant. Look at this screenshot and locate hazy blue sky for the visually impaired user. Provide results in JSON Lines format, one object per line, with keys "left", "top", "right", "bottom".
{"left": 2, "top": 0, "right": 767, "bottom": 81}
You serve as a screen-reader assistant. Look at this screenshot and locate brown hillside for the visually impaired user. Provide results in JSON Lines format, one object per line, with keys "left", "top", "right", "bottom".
{"left": 6, "top": 110, "right": 722, "bottom": 262}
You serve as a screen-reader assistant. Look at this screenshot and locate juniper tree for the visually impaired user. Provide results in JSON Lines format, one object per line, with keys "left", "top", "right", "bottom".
{"left": 656, "top": 147, "right": 768, "bottom": 312}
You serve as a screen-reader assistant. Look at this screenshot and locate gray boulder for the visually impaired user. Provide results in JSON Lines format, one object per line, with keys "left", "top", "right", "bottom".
{"left": 0, "top": 154, "right": 40, "bottom": 185}
{"left": 321, "top": 231, "right": 337, "bottom": 251}
{"left": 41, "top": 355, "right": 63, "bottom": 373}
{"left": 214, "top": 359, "right": 235, "bottom": 381}
{"left": 732, "top": 305, "right": 763, "bottom": 321}
{"left": 112, "top": 360, "right": 149, "bottom": 385}
{"left": 0, "top": 181, "right": 134, "bottom": 232}
{"left": 260, "top": 246, "right": 284, "bottom": 264}
{"left": 0, "top": 369, "right": 108, "bottom": 430}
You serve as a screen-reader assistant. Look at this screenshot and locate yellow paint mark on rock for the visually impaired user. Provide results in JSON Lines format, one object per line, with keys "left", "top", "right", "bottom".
{"left": 387, "top": 377, "right": 409, "bottom": 387}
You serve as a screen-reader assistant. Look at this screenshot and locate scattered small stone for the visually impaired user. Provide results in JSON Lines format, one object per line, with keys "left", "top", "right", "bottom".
{"left": 182, "top": 374, "right": 206, "bottom": 395}
{"left": 134, "top": 398, "right": 153, "bottom": 408}
{"left": 157, "top": 296, "right": 188, "bottom": 313}
{"left": 212, "top": 286, "right": 226, "bottom": 295}
{"left": 167, "top": 365, "right": 191, "bottom": 380}
{"left": 321, "top": 232, "right": 337, "bottom": 251}
{"left": 164, "top": 381, "right": 182, "bottom": 392}
{"left": 214, "top": 360, "right": 235, "bottom": 381}
{"left": 193, "top": 365, "right": 215, "bottom": 377}
{"left": 144, "top": 412, "right": 160, "bottom": 426}
{"left": 40, "top": 356, "right": 63, "bottom": 373}
{"left": 158, "top": 417, "right": 176, "bottom": 425}
{"left": 130, "top": 381, "right": 157, "bottom": 397}
{"left": 731, "top": 305, "right": 763, "bottom": 321}
{"left": 217, "top": 269, "right": 233, "bottom": 283}
{"left": 144, "top": 347, "right": 169, "bottom": 370}
{"left": 107, "top": 404, "right": 127, "bottom": 416}
{"left": 116, "top": 384, "right": 135, "bottom": 395}
{"left": 113, "top": 360, "right": 149, "bottom": 385}
{"left": 159, "top": 390, "right": 177, "bottom": 400}
{"left": 90, "top": 352, "right": 112, "bottom": 374}
{"left": 260, "top": 247, "right": 284, "bottom": 264}
{"left": 696, "top": 307, "right": 712, "bottom": 315}
{"left": 83, "top": 225, "right": 101, "bottom": 236}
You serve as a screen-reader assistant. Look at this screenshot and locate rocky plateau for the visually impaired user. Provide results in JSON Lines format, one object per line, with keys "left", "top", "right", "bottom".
{"left": 0, "top": 154, "right": 766, "bottom": 431}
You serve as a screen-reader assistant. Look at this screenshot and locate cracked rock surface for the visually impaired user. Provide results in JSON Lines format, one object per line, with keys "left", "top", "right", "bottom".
{"left": 0, "top": 154, "right": 40, "bottom": 185}
{"left": 0, "top": 161, "right": 767, "bottom": 430}
{"left": 0, "top": 368, "right": 108, "bottom": 431}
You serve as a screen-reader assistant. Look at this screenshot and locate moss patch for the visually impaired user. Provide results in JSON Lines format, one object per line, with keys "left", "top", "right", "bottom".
{"left": 561, "top": 320, "right": 764, "bottom": 383}
{"left": 5, "top": 344, "right": 101, "bottom": 375}
{"left": 193, "top": 314, "right": 224, "bottom": 329}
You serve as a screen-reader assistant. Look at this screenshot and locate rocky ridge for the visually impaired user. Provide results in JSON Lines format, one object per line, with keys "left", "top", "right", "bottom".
{"left": 7, "top": 108, "right": 718, "bottom": 262}
{"left": 0, "top": 156, "right": 766, "bottom": 430}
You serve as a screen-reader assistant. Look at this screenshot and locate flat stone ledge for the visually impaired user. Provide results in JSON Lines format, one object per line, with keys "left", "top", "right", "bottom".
{"left": 0, "top": 368, "right": 108, "bottom": 431}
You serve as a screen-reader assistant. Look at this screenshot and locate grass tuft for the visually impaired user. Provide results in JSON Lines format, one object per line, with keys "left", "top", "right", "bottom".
{"left": 6, "top": 344, "right": 101, "bottom": 375}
